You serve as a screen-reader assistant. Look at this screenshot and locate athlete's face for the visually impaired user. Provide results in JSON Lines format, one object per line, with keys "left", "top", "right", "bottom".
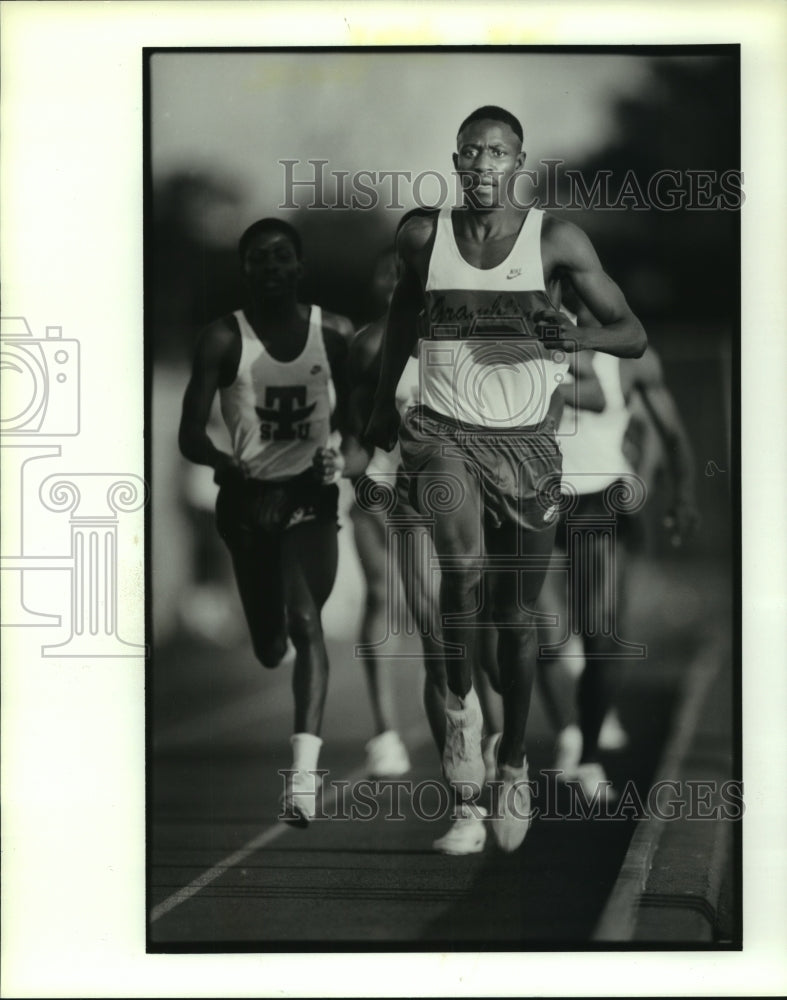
{"left": 242, "top": 230, "right": 303, "bottom": 298}
{"left": 453, "top": 120, "right": 525, "bottom": 208}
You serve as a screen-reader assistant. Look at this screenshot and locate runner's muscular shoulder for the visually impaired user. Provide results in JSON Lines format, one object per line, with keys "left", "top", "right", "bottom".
{"left": 539, "top": 213, "right": 601, "bottom": 282}
{"left": 322, "top": 308, "right": 355, "bottom": 340}
{"left": 397, "top": 211, "right": 439, "bottom": 282}
{"left": 539, "top": 214, "right": 644, "bottom": 348}
{"left": 193, "top": 313, "right": 241, "bottom": 388}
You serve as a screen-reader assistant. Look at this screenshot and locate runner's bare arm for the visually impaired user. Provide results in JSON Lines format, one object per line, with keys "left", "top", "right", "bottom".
{"left": 630, "top": 349, "right": 699, "bottom": 545}
{"left": 341, "top": 323, "right": 384, "bottom": 477}
{"left": 375, "top": 259, "right": 423, "bottom": 404}
{"left": 365, "top": 221, "right": 429, "bottom": 450}
{"left": 535, "top": 217, "right": 647, "bottom": 358}
{"left": 178, "top": 319, "right": 245, "bottom": 483}
{"left": 313, "top": 325, "right": 352, "bottom": 485}
{"left": 322, "top": 309, "right": 356, "bottom": 341}
{"left": 323, "top": 325, "right": 351, "bottom": 435}
{"left": 558, "top": 350, "right": 607, "bottom": 413}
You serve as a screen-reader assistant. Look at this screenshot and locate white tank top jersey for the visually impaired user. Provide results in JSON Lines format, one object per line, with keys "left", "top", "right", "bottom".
{"left": 365, "top": 355, "right": 420, "bottom": 482}
{"left": 420, "top": 207, "right": 569, "bottom": 428}
{"left": 219, "top": 306, "right": 335, "bottom": 482}
{"left": 558, "top": 351, "right": 634, "bottom": 496}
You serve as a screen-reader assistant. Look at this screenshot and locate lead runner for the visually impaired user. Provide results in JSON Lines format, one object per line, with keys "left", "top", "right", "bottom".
{"left": 365, "top": 105, "right": 647, "bottom": 851}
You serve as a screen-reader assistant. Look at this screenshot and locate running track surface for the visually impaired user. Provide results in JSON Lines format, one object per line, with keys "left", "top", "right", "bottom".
{"left": 148, "top": 554, "right": 732, "bottom": 948}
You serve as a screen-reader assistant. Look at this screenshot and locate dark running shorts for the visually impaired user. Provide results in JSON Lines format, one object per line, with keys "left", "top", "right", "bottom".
{"left": 398, "top": 404, "right": 563, "bottom": 533}
{"left": 215, "top": 470, "right": 339, "bottom": 547}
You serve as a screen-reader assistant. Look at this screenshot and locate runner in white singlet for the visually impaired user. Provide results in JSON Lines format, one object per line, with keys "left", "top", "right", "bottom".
{"left": 179, "top": 218, "right": 351, "bottom": 828}
{"left": 366, "top": 106, "right": 647, "bottom": 853}
{"left": 343, "top": 247, "right": 504, "bottom": 825}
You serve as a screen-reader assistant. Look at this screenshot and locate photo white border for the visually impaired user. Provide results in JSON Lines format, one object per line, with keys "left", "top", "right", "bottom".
{"left": 2, "top": 1, "right": 785, "bottom": 996}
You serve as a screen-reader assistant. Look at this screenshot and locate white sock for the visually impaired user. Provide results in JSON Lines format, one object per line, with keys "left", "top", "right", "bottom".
{"left": 446, "top": 686, "right": 479, "bottom": 714}
{"left": 290, "top": 732, "right": 323, "bottom": 773}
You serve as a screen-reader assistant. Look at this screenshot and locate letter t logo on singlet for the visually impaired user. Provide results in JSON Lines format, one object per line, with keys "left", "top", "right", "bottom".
{"left": 256, "top": 386, "right": 316, "bottom": 441}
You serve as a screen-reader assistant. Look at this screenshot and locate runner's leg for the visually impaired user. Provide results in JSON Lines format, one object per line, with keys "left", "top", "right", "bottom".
{"left": 578, "top": 538, "right": 630, "bottom": 763}
{"left": 397, "top": 516, "right": 448, "bottom": 753}
{"left": 350, "top": 503, "right": 400, "bottom": 735}
{"left": 281, "top": 519, "right": 338, "bottom": 736}
{"left": 412, "top": 456, "right": 484, "bottom": 699}
{"left": 216, "top": 485, "right": 288, "bottom": 668}
{"left": 488, "top": 518, "right": 557, "bottom": 768}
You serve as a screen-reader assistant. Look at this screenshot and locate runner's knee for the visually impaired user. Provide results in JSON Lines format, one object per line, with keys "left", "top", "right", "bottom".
{"left": 253, "top": 634, "right": 288, "bottom": 669}
{"left": 433, "top": 518, "right": 479, "bottom": 561}
{"left": 287, "top": 608, "right": 323, "bottom": 648}
{"left": 441, "top": 564, "right": 482, "bottom": 606}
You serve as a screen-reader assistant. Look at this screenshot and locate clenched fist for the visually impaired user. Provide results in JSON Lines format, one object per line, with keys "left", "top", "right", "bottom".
{"left": 313, "top": 446, "right": 345, "bottom": 485}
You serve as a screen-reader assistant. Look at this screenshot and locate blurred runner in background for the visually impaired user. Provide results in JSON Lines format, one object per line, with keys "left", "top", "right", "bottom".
{"left": 537, "top": 287, "right": 699, "bottom": 799}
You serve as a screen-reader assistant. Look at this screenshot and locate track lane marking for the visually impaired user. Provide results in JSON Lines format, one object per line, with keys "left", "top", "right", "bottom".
{"left": 150, "top": 721, "right": 431, "bottom": 923}
{"left": 592, "top": 632, "right": 725, "bottom": 941}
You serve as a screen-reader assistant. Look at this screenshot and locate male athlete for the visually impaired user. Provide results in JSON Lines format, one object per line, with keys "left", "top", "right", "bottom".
{"left": 178, "top": 217, "right": 350, "bottom": 827}
{"left": 365, "top": 106, "right": 646, "bottom": 852}
{"left": 538, "top": 291, "right": 698, "bottom": 798}
{"left": 343, "top": 264, "right": 505, "bottom": 854}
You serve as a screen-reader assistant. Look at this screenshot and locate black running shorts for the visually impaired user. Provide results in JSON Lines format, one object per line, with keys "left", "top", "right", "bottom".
{"left": 215, "top": 469, "right": 339, "bottom": 546}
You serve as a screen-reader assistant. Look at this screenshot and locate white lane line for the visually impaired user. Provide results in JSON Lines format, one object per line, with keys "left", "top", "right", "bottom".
{"left": 592, "top": 632, "right": 725, "bottom": 941}
{"left": 150, "top": 820, "right": 294, "bottom": 922}
{"left": 150, "top": 721, "right": 432, "bottom": 923}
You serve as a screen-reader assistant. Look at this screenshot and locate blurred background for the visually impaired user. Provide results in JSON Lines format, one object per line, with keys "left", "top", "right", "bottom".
{"left": 147, "top": 48, "right": 737, "bottom": 663}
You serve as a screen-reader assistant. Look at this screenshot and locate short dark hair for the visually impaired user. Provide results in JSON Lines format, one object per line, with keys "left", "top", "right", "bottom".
{"left": 238, "top": 218, "right": 303, "bottom": 260}
{"left": 457, "top": 106, "right": 524, "bottom": 145}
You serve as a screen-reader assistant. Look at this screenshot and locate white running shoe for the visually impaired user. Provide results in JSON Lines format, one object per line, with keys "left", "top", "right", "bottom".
{"left": 554, "top": 724, "right": 583, "bottom": 777}
{"left": 365, "top": 730, "right": 411, "bottom": 779}
{"left": 433, "top": 804, "right": 489, "bottom": 855}
{"left": 442, "top": 690, "right": 485, "bottom": 795}
{"left": 279, "top": 769, "right": 322, "bottom": 827}
{"left": 598, "top": 708, "right": 629, "bottom": 751}
{"left": 482, "top": 733, "right": 502, "bottom": 785}
{"left": 490, "top": 759, "right": 532, "bottom": 853}
{"left": 568, "top": 762, "right": 619, "bottom": 805}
